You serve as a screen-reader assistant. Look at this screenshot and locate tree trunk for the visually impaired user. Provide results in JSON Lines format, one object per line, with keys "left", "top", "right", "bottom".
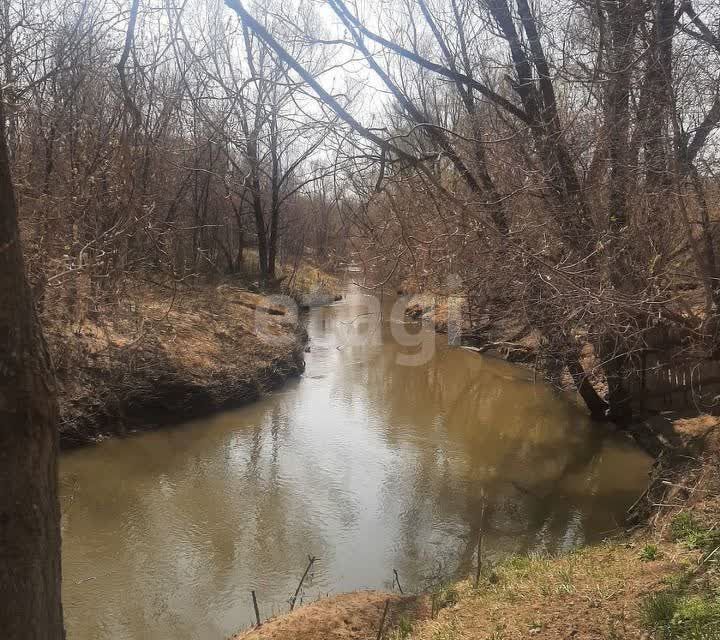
{"left": 250, "top": 184, "right": 269, "bottom": 280}
{"left": 643, "top": 0, "right": 674, "bottom": 193}
{"left": 0, "top": 96, "right": 65, "bottom": 639}
{"left": 565, "top": 356, "right": 609, "bottom": 420}
{"left": 267, "top": 107, "right": 280, "bottom": 280}
{"left": 606, "top": 0, "right": 637, "bottom": 232}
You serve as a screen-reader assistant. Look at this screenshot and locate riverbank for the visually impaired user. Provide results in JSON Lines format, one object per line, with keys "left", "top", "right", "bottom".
{"left": 227, "top": 416, "right": 720, "bottom": 640}
{"left": 410, "top": 415, "right": 720, "bottom": 640}
{"left": 403, "top": 291, "right": 602, "bottom": 392}
{"left": 233, "top": 591, "right": 430, "bottom": 640}
{"left": 404, "top": 291, "right": 713, "bottom": 460}
{"left": 50, "top": 265, "right": 341, "bottom": 448}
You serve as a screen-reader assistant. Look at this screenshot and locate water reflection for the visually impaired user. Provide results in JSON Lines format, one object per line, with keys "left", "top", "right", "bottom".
{"left": 60, "top": 288, "right": 651, "bottom": 639}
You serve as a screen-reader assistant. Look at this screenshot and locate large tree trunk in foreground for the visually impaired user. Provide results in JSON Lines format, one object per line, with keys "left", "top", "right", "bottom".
{"left": 0, "top": 97, "right": 64, "bottom": 638}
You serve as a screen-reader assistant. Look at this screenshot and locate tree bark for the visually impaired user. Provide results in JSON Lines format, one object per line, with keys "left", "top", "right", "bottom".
{"left": 606, "top": 0, "right": 638, "bottom": 231}
{"left": 0, "top": 93, "right": 64, "bottom": 639}
{"left": 643, "top": 0, "right": 674, "bottom": 192}
{"left": 565, "top": 356, "right": 609, "bottom": 420}
{"left": 268, "top": 105, "right": 280, "bottom": 279}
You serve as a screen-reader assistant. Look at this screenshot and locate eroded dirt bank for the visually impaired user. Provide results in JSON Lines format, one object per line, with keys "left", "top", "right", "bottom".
{"left": 49, "top": 279, "right": 308, "bottom": 448}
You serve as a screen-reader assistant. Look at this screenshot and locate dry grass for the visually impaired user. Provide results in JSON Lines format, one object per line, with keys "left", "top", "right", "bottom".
{"left": 411, "top": 545, "right": 685, "bottom": 640}
{"left": 239, "top": 249, "right": 342, "bottom": 303}
{"left": 404, "top": 293, "right": 471, "bottom": 335}
{"left": 233, "top": 592, "right": 428, "bottom": 640}
{"left": 283, "top": 261, "right": 342, "bottom": 305}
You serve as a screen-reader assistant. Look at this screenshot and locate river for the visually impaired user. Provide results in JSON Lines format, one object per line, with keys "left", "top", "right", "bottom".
{"left": 59, "top": 287, "right": 652, "bottom": 639}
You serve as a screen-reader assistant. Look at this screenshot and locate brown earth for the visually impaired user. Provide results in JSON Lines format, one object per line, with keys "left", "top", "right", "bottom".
{"left": 233, "top": 591, "right": 429, "bottom": 640}
{"left": 46, "top": 279, "right": 307, "bottom": 447}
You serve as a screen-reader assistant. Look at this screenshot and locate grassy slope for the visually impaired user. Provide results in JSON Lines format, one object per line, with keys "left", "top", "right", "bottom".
{"left": 413, "top": 545, "right": 692, "bottom": 640}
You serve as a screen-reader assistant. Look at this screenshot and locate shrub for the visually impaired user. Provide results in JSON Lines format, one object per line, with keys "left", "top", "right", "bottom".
{"left": 670, "top": 513, "right": 720, "bottom": 551}
{"left": 642, "top": 587, "right": 720, "bottom": 639}
{"left": 640, "top": 544, "right": 662, "bottom": 561}
{"left": 643, "top": 591, "right": 678, "bottom": 629}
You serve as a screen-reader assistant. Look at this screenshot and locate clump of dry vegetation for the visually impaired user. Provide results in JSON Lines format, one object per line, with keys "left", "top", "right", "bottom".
{"left": 284, "top": 261, "right": 343, "bottom": 307}
{"left": 413, "top": 546, "right": 682, "bottom": 640}
{"left": 233, "top": 592, "right": 429, "bottom": 640}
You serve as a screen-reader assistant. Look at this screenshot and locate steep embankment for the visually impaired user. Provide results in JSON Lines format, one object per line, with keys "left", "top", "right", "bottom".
{"left": 48, "top": 269, "right": 340, "bottom": 447}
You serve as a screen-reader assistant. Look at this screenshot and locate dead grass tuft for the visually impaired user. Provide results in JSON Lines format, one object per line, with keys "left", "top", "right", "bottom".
{"left": 233, "top": 591, "right": 429, "bottom": 640}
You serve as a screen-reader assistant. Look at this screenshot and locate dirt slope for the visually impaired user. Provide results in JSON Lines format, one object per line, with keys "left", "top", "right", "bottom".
{"left": 47, "top": 280, "right": 306, "bottom": 446}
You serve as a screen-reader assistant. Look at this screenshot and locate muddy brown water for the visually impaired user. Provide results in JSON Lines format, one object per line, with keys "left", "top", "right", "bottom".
{"left": 59, "top": 287, "right": 652, "bottom": 639}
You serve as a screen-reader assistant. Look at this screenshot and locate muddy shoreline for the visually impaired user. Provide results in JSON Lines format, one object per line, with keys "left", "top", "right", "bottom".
{"left": 58, "top": 344, "right": 307, "bottom": 449}
{"left": 51, "top": 280, "right": 313, "bottom": 449}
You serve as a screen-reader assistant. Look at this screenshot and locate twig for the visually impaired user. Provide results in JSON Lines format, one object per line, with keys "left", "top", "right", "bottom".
{"left": 393, "top": 568, "right": 404, "bottom": 595}
{"left": 475, "top": 490, "right": 486, "bottom": 588}
{"left": 626, "top": 484, "right": 653, "bottom": 515}
{"left": 290, "top": 555, "right": 317, "bottom": 611}
{"left": 251, "top": 590, "right": 261, "bottom": 627}
{"left": 661, "top": 480, "right": 712, "bottom": 493}
{"left": 701, "top": 544, "right": 720, "bottom": 565}
{"left": 376, "top": 599, "right": 390, "bottom": 640}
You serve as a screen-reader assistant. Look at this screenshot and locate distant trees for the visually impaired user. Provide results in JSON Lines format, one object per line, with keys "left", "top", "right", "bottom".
{"left": 0, "top": 0, "right": 341, "bottom": 330}
{"left": 167, "top": 0, "right": 334, "bottom": 280}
